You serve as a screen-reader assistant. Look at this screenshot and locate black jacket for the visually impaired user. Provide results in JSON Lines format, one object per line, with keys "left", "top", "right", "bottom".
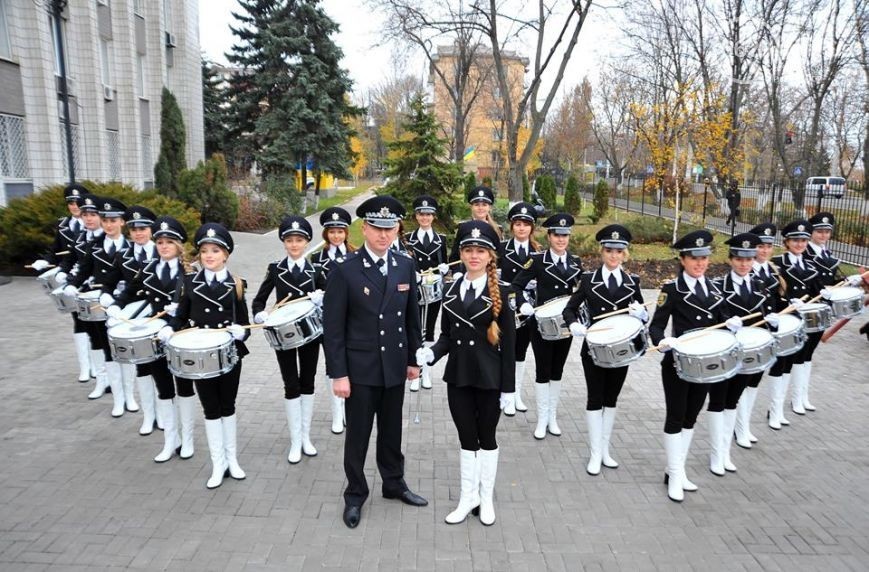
{"left": 498, "top": 238, "right": 538, "bottom": 284}
{"left": 803, "top": 244, "right": 845, "bottom": 286}
{"left": 649, "top": 272, "right": 732, "bottom": 345}
{"left": 512, "top": 250, "right": 583, "bottom": 306}
{"left": 562, "top": 267, "right": 644, "bottom": 325}
{"left": 251, "top": 258, "right": 326, "bottom": 314}
{"left": 44, "top": 216, "right": 81, "bottom": 265}
{"left": 68, "top": 236, "right": 130, "bottom": 294}
{"left": 711, "top": 273, "right": 776, "bottom": 325}
{"left": 59, "top": 229, "right": 102, "bottom": 275}
{"left": 770, "top": 254, "right": 824, "bottom": 299}
{"left": 750, "top": 262, "right": 788, "bottom": 314}
{"left": 404, "top": 230, "right": 448, "bottom": 272}
{"left": 116, "top": 259, "right": 182, "bottom": 314}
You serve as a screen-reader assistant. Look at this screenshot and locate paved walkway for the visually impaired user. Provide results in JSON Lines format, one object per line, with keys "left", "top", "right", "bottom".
{"left": 1, "top": 201, "right": 868, "bottom": 570}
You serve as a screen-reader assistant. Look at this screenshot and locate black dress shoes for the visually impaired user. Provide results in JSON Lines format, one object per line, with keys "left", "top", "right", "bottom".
{"left": 343, "top": 505, "right": 361, "bottom": 528}
{"left": 383, "top": 489, "right": 428, "bottom": 507}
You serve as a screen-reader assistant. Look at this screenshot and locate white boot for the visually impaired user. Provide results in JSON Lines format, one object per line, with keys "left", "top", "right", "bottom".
{"left": 779, "top": 373, "right": 792, "bottom": 425}
{"left": 802, "top": 362, "right": 816, "bottom": 411}
{"left": 478, "top": 448, "right": 499, "bottom": 526}
{"left": 444, "top": 449, "right": 481, "bottom": 524}
{"left": 790, "top": 363, "right": 807, "bottom": 415}
{"left": 87, "top": 350, "right": 108, "bottom": 399}
{"left": 154, "top": 399, "right": 178, "bottom": 462}
{"left": 329, "top": 379, "right": 345, "bottom": 435}
{"left": 421, "top": 364, "right": 432, "bottom": 390}
{"left": 514, "top": 361, "right": 528, "bottom": 412}
{"left": 585, "top": 410, "right": 603, "bottom": 476}
{"left": 548, "top": 380, "right": 562, "bottom": 436}
{"left": 601, "top": 407, "right": 619, "bottom": 468}
{"left": 300, "top": 394, "right": 318, "bottom": 457}
{"left": 223, "top": 414, "right": 246, "bottom": 480}
{"left": 177, "top": 396, "right": 197, "bottom": 459}
{"left": 73, "top": 332, "right": 92, "bottom": 382}
{"left": 284, "top": 398, "right": 302, "bottom": 464}
{"left": 503, "top": 376, "right": 517, "bottom": 417}
{"left": 767, "top": 375, "right": 783, "bottom": 430}
{"left": 722, "top": 409, "right": 738, "bottom": 472}
{"left": 533, "top": 383, "right": 550, "bottom": 440}
{"left": 409, "top": 377, "right": 420, "bottom": 392}
{"left": 204, "top": 418, "right": 228, "bottom": 489}
{"left": 154, "top": 397, "right": 165, "bottom": 430}
{"left": 734, "top": 390, "right": 752, "bottom": 449}
{"left": 136, "top": 376, "right": 156, "bottom": 435}
{"left": 121, "top": 363, "right": 139, "bottom": 412}
{"left": 708, "top": 411, "right": 725, "bottom": 476}
{"left": 743, "top": 386, "right": 759, "bottom": 443}
{"left": 664, "top": 433, "right": 684, "bottom": 502}
{"left": 681, "top": 429, "right": 699, "bottom": 492}
{"left": 106, "top": 361, "right": 125, "bottom": 418}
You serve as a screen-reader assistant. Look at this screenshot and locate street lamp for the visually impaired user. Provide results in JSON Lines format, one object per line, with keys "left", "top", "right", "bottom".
{"left": 41, "top": 0, "right": 76, "bottom": 183}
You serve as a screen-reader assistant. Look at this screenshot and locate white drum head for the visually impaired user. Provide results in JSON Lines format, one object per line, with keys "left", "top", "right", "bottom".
{"left": 735, "top": 326, "right": 773, "bottom": 349}
{"left": 535, "top": 297, "right": 569, "bottom": 318}
{"left": 110, "top": 318, "right": 165, "bottom": 339}
{"left": 800, "top": 302, "right": 827, "bottom": 312}
{"left": 587, "top": 315, "right": 643, "bottom": 344}
{"left": 827, "top": 286, "right": 862, "bottom": 301}
{"left": 776, "top": 314, "right": 802, "bottom": 334}
{"left": 118, "top": 300, "right": 152, "bottom": 319}
{"left": 38, "top": 267, "right": 60, "bottom": 279}
{"left": 169, "top": 329, "right": 232, "bottom": 349}
{"left": 422, "top": 274, "right": 442, "bottom": 286}
{"left": 673, "top": 330, "right": 736, "bottom": 354}
{"left": 78, "top": 290, "right": 100, "bottom": 302}
{"left": 266, "top": 300, "right": 316, "bottom": 326}
{"left": 51, "top": 286, "right": 67, "bottom": 296}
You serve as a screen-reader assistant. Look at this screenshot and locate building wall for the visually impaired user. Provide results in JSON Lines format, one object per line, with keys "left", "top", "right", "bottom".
{"left": 0, "top": 0, "right": 203, "bottom": 205}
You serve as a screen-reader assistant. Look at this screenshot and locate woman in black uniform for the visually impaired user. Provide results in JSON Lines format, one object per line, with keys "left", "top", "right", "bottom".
{"left": 417, "top": 220, "right": 515, "bottom": 526}
{"left": 498, "top": 202, "right": 541, "bottom": 416}
{"left": 252, "top": 216, "right": 326, "bottom": 465}
{"left": 513, "top": 213, "right": 582, "bottom": 440}
{"left": 562, "top": 225, "right": 648, "bottom": 475}
{"left": 649, "top": 230, "right": 743, "bottom": 502}
{"left": 158, "top": 223, "right": 251, "bottom": 489}
{"left": 448, "top": 186, "right": 503, "bottom": 265}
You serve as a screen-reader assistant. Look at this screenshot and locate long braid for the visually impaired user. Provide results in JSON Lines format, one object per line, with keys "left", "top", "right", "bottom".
{"left": 486, "top": 255, "right": 502, "bottom": 346}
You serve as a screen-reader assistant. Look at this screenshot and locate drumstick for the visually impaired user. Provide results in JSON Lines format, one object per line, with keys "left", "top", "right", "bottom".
{"left": 420, "top": 260, "right": 462, "bottom": 275}
{"left": 55, "top": 250, "right": 70, "bottom": 256}
{"left": 532, "top": 296, "right": 571, "bottom": 312}
{"left": 748, "top": 295, "right": 808, "bottom": 327}
{"left": 649, "top": 311, "right": 763, "bottom": 352}
{"left": 26, "top": 263, "right": 57, "bottom": 269}
{"left": 592, "top": 301, "right": 656, "bottom": 320}
{"left": 273, "top": 295, "right": 311, "bottom": 310}
{"left": 271, "top": 294, "right": 292, "bottom": 310}
{"left": 212, "top": 323, "right": 266, "bottom": 332}
{"left": 143, "top": 310, "right": 168, "bottom": 324}
{"left": 585, "top": 326, "right": 615, "bottom": 334}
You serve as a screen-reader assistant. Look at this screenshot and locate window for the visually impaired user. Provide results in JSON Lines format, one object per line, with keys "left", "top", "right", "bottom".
{"left": 133, "top": 0, "right": 143, "bottom": 15}
{"left": 136, "top": 54, "right": 145, "bottom": 97}
{"left": 163, "top": 0, "right": 172, "bottom": 32}
{"left": 59, "top": 121, "right": 81, "bottom": 179}
{"left": 0, "top": 113, "right": 30, "bottom": 178}
{"left": 106, "top": 130, "right": 120, "bottom": 180}
{"left": 99, "top": 38, "right": 113, "bottom": 87}
{"left": 49, "top": 14, "right": 68, "bottom": 77}
{"left": 0, "top": 0, "right": 11, "bottom": 59}
{"left": 141, "top": 134, "right": 152, "bottom": 183}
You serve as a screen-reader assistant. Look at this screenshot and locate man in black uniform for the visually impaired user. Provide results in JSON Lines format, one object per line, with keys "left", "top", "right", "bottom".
{"left": 323, "top": 195, "right": 427, "bottom": 529}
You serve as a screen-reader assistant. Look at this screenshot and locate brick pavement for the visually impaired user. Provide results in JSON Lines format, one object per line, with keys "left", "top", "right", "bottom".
{"left": 1, "top": 218, "right": 868, "bottom": 570}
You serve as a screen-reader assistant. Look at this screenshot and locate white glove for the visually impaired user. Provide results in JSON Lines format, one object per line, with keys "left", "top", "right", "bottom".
{"left": 725, "top": 316, "right": 743, "bottom": 332}
{"left": 105, "top": 305, "right": 122, "bottom": 319}
{"left": 227, "top": 323, "right": 246, "bottom": 341}
{"left": 820, "top": 289, "right": 833, "bottom": 300}
{"left": 765, "top": 313, "right": 780, "bottom": 328}
{"left": 789, "top": 298, "right": 806, "bottom": 310}
{"left": 519, "top": 303, "right": 535, "bottom": 317}
{"left": 658, "top": 336, "right": 678, "bottom": 352}
{"left": 113, "top": 280, "right": 126, "bottom": 297}
{"left": 55, "top": 272, "right": 67, "bottom": 284}
{"left": 415, "top": 272, "right": 422, "bottom": 283}
{"left": 499, "top": 392, "right": 515, "bottom": 410}
{"left": 63, "top": 284, "right": 78, "bottom": 297}
{"left": 628, "top": 301, "right": 649, "bottom": 321}
{"left": 164, "top": 302, "right": 178, "bottom": 317}
{"left": 438, "top": 263, "right": 451, "bottom": 274}
{"left": 31, "top": 259, "right": 50, "bottom": 271}
{"left": 569, "top": 322, "right": 587, "bottom": 337}
{"left": 524, "top": 279, "right": 538, "bottom": 291}
{"left": 845, "top": 274, "right": 864, "bottom": 287}
{"left": 308, "top": 289, "right": 324, "bottom": 307}
{"left": 451, "top": 272, "right": 463, "bottom": 281}
{"left": 254, "top": 310, "right": 269, "bottom": 324}
{"left": 99, "top": 293, "right": 114, "bottom": 308}
{"left": 157, "top": 326, "right": 174, "bottom": 343}
{"left": 415, "top": 347, "right": 435, "bottom": 366}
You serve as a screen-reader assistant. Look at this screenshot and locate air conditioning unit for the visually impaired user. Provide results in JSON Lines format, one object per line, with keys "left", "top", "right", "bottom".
{"left": 165, "top": 32, "right": 177, "bottom": 48}
{"left": 55, "top": 75, "right": 76, "bottom": 94}
{"left": 97, "top": 0, "right": 108, "bottom": 5}
{"left": 103, "top": 85, "right": 114, "bottom": 101}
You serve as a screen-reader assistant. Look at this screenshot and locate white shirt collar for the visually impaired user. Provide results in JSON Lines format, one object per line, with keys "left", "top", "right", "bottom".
{"left": 160, "top": 258, "right": 179, "bottom": 270}
{"left": 364, "top": 245, "right": 389, "bottom": 273}
{"left": 514, "top": 239, "right": 529, "bottom": 251}
{"left": 752, "top": 260, "right": 768, "bottom": 271}
{"left": 417, "top": 228, "right": 433, "bottom": 241}
{"left": 286, "top": 256, "right": 306, "bottom": 271}
{"left": 549, "top": 249, "right": 566, "bottom": 264}
{"left": 135, "top": 242, "right": 155, "bottom": 257}
{"left": 69, "top": 217, "right": 81, "bottom": 230}
{"left": 683, "top": 273, "right": 707, "bottom": 295}
{"left": 730, "top": 271, "right": 749, "bottom": 288}
{"left": 788, "top": 252, "right": 803, "bottom": 264}
{"left": 328, "top": 244, "right": 344, "bottom": 258}
{"left": 103, "top": 236, "right": 123, "bottom": 250}
{"left": 808, "top": 242, "right": 824, "bottom": 254}
{"left": 461, "top": 273, "right": 488, "bottom": 298}
{"left": 601, "top": 265, "right": 622, "bottom": 286}
{"left": 204, "top": 268, "right": 228, "bottom": 283}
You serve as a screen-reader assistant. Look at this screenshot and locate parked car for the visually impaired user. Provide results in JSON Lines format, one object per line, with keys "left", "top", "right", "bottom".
{"left": 805, "top": 176, "right": 846, "bottom": 199}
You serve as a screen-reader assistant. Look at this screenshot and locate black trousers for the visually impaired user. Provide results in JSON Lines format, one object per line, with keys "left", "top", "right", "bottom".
{"left": 530, "top": 330, "right": 573, "bottom": 383}
{"left": 447, "top": 384, "right": 501, "bottom": 451}
{"left": 746, "top": 371, "right": 764, "bottom": 388}
{"left": 770, "top": 354, "right": 794, "bottom": 376}
{"left": 792, "top": 331, "right": 822, "bottom": 365}
{"left": 72, "top": 312, "right": 87, "bottom": 334}
{"left": 515, "top": 320, "right": 533, "bottom": 361}
{"left": 193, "top": 361, "right": 242, "bottom": 420}
{"left": 419, "top": 300, "right": 441, "bottom": 342}
{"left": 275, "top": 340, "right": 320, "bottom": 399}
{"left": 661, "top": 355, "right": 709, "bottom": 434}
{"left": 707, "top": 375, "right": 749, "bottom": 411}
{"left": 138, "top": 357, "right": 194, "bottom": 399}
{"left": 581, "top": 344, "right": 629, "bottom": 410}
{"left": 86, "top": 321, "right": 113, "bottom": 361}
{"left": 343, "top": 383, "right": 407, "bottom": 507}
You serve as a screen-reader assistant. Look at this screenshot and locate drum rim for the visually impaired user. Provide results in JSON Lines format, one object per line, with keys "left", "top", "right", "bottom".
{"left": 266, "top": 301, "right": 317, "bottom": 325}
{"left": 108, "top": 319, "right": 166, "bottom": 338}
{"left": 168, "top": 329, "right": 233, "bottom": 349}
{"left": 672, "top": 330, "right": 737, "bottom": 354}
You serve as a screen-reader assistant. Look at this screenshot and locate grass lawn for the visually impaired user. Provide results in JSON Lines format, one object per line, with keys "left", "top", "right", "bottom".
{"left": 303, "top": 182, "right": 376, "bottom": 216}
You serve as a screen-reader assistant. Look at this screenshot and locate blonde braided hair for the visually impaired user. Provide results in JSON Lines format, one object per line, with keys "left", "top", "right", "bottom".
{"left": 486, "top": 254, "right": 502, "bottom": 346}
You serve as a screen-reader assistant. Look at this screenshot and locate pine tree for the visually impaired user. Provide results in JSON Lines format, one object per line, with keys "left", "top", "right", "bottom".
{"left": 202, "top": 58, "right": 228, "bottom": 159}
{"left": 154, "top": 87, "right": 186, "bottom": 197}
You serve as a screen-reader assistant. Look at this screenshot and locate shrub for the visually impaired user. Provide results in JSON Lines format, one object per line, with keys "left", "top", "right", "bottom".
{"left": 464, "top": 172, "right": 477, "bottom": 197}
{"left": 178, "top": 154, "right": 239, "bottom": 228}
{"left": 591, "top": 179, "right": 610, "bottom": 223}
{"left": 569, "top": 233, "right": 600, "bottom": 257}
{"left": 482, "top": 176, "right": 493, "bottom": 187}
{"left": 154, "top": 87, "right": 187, "bottom": 197}
{"left": 538, "top": 175, "right": 557, "bottom": 208}
{"left": 564, "top": 174, "right": 582, "bottom": 215}
{"left": 628, "top": 215, "right": 674, "bottom": 244}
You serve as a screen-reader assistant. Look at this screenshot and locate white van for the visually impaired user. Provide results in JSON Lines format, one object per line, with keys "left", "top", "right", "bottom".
{"left": 805, "top": 176, "right": 846, "bottom": 198}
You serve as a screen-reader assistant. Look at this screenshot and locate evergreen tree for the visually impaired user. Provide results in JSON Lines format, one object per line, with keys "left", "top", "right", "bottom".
{"left": 154, "top": 87, "right": 186, "bottom": 197}
{"left": 202, "top": 57, "right": 228, "bottom": 159}
{"left": 383, "top": 93, "right": 462, "bottom": 225}
{"left": 564, "top": 174, "right": 581, "bottom": 215}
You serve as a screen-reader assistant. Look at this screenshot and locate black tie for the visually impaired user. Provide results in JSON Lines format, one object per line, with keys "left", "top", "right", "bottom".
{"left": 161, "top": 263, "right": 172, "bottom": 286}
{"left": 694, "top": 281, "right": 707, "bottom": 303}
{"left": 558, "top": 257, "right": 567, "bottom": 273}
{"left": 518, "top": 245, "right": 527, "bottom": 260}
{"left": 72, "top": 219, "right": 81, "bottom": 233}
{"left": 463, "top": 284, "right": 476, "bottom": 309}
{"left": 740, "top": 280, "right": 750, "bottom": 299}
{"left": 107, "top": 242, "right": 116, "bottom": 256}
{"left": 608, "top": 273, "right": 618, "bottom": 294}
{"left": 759, "top": 266, "right": 768, "bottom": 280}
{"left": 210, "top": 275, "right": 221, "bottom": 291}
{"left": 422, "top": 232, "right": 431, "bottom": 249}
{"left": 138, "top": 248, "right": 147, "bottom": 263}
{"left": 292, "top": 264, "right": 302, "bottom": 280}
{"left": 376, "top": 257, "right": 386, "bottom": 276}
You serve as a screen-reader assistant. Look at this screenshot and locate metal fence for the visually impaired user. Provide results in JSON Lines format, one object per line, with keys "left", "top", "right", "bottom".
{"left": 583, "top": 177, "right": 869, "bottom": 267}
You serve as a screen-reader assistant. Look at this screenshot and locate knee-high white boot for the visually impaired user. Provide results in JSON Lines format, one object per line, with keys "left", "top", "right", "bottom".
{"left": 300, "top": 394, "right": 317, "bottom": 456}
{"left": 137, "top": 376, "right": 156, "bottom": 435}
{"left": 409, "top": 376, "right": 420, "bottom": 392}
{"left": 664, "top": 433, "right": 684, "bottom": 502}
{"left": 734, "top": 388, "right": 754, "bottom": 449}
{"left": 444, "top": 449, "right": 481, "bottom": 524}
{"left": 204, "top": 418, "right": 227, "bottom": 489}
{"left": 533, "top": 382, "right": 550, "bottom": 440}
{"left": 514, "top": 361, "right": 528, "bottom": 412}
{"left": 73, "top": 333, "right": 92, "bottom": 383}
{"left": 153, "top": 399, "right": 178, "bottom": 462}
{"left": 766, "top": 375, "right": 784, "bottom": 430}
{"left": 548, "top": 380, "right": 562, "bottom": 436}
{"left": 284, "top": 398, "right": 302, "bottom": 464}
{"left": 708, "top": 411, "right": 726, "bottom": 476}
{"left": 802, "top": 362, "right": 816, "bottom": 411}
{"left": 177, "top": 396, "right": 197, "bottom": 459}
{"left": 329, "top": 377, "right": 345, "bottom": 434}
{"left": 87, "top": 350, "right": 108, "bottom": 399}
{"left": 779, "top": 373, "right": 791, "bottom": 425}
{"left": 105, "top": 361, "right": 125, "bottom": 418}
{"left": 722, "top": 408, "right": 738, "bottom": 472}
{"left": 681, "top": 428, "right": 699, "bottom": 491}
{"left": 421, "top": 342, "right": 433, "bottom": 389}
{"left": 121, "top": 363, "right": 139, "bottom": 412}
{"left": 790, "top": 363, "right": 807, "bottom": 415}
{"left": 478, "top": 448, "right": 499, "bottom": 526}
{"left": 223, "top": 414, "right": 245, "bottom": 480}
{"left": 601, "top": 407, "right": 619, "bottom": 468}
{"left": 585, "top": 410, "right": 603, "bottom": 476}
{"left": 744, "top": 386, "right": 759, "bottom": 442}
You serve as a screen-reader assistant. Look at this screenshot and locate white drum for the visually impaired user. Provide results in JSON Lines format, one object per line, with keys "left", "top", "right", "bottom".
{"left": 108, "top": 318, "right": 166, "bottom": 364}
{"left": 671, "top": 329, "right": 742, "bottom": 384}
{"left": 50, "top": 285, "right": 76, "bottom": 313}
{"left": 166, "top": 329, "right": 238, "bottom": 379}
{"left": 586, "top": 314, "right": 647, "bottom": 368}
{"left": 734, "top": 327, "right": 777, "bottom": 374}
{"left": 105, "top": 300, "right": 152, "bottom": 328}
{"left": 825, "top": 286, "right": 864, "bottom": 319}
{"left": 772, "top": 313, "right": 805, "bottom": 356}
{"left": 76, "top": 290, "right": 107, "bottom": 322}
{"left": 535, "top": 297, "right": 571, "bottom": 341}
{"left": 797, "top": 303, "right": 833, "bottom": 333}
{"left": 419, "top": 273, "right": 443, "bottom": 305}
{"left": 263, "top": 300, "right": 323, "bottom": 351}
{"left": 37, "top": 267, "right": 62, "bottom": 294}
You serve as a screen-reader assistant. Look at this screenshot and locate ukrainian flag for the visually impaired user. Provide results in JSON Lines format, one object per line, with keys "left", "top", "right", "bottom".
{"left": 463, "top": 145, "right": 477, "bottom": 162}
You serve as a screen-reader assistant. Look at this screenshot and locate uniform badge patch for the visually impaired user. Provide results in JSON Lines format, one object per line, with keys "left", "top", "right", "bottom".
{"left": 657, "top": 291, "right": 668, "bottom": 306}
{"left": 398, "top": 283, "right": 410, "bottom": 292}
{"left": 523, "top": 258, "right": 533, "bottom": 269}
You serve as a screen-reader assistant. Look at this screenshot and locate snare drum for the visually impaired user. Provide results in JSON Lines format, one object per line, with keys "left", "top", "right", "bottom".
{"left": 671, "top": 329, "right": 742, "bottom": 384}
{"left": 50, "top": 285, "right": 77, "bottom": 313}
{"left": 535, "top": 297, "right": 571, "bottom": 341}
{"left": 76, "top": 291, "right": 107, "bottom": 322}
{"left": 106, "top": 300, "right": 152, "bottom": 328}
{"left": 37, "top": 267, "right": 62, "bottom": 293}
{"left": 419, "top": 273, "right": 443, "bottom": 305}
{"left": 772, "top": 314, "right": 805, "bottom": 356}
{"left": 166, "top": 329, "right": 238, "bottom": 379}
{"left": 825, "top": 286, "right": 864, "bottom": 319}
{"left": 734, "top": 327, "right": 777, "bottom": 374}
{"left": 509, "top": 290, "right": 537, "bottom": 329}
{"left": 797, "top": 303, "right": 833, "bottom": 333}
{"left": 263, "top": 301, "right": 323, "bottom": 350}
{"left": 586, "top": 315, "right": 647, "bottom": 368}
{"left": 108, "top": 318, "right": 166, "bottom": 364}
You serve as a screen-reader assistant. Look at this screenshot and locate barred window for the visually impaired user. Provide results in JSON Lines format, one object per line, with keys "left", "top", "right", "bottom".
{"left": 0, "top": 0, "right": 12, "bottom": 60}
{"left": 0, "top": 113, "right": 30, "bottom": 178}
{"left": 59, "top": 121, "right": 81, "bottom": 180}
{"left": 141, "top": 134, "right": 152, "bottom": 183}
{"left": 106, "top": 129, "right": 120, "bottom": 180}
